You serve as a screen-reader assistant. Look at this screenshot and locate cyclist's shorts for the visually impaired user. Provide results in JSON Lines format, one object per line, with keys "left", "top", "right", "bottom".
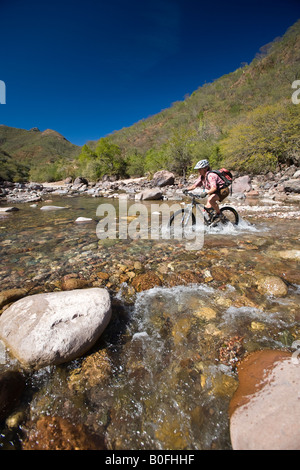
{"left": 216, "top": 186, "right": 230, "bottom": 202}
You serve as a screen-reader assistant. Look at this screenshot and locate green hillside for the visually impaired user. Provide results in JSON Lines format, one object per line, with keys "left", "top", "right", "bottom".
{"left": 83, "top": 19, "right": 300, "bottom": 177}
{"left": 0, "top": 126, "right": 81, "bottom": 182}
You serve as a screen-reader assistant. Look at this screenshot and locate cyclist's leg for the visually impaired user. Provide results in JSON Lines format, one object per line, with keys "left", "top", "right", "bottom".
{"left": 205, "top": 193, "right": 221, "bottom": 214}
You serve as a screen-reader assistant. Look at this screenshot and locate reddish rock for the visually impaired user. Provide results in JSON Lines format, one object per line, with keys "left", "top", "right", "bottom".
{"left": 61, "top": 276, "right": 89, "bottom": 290}
{"left": 131, "top": 272, "right": 162, "bottom": 292}
{"left": 22, "top": 416, "right": 106, "bottom": 450}
{"left": 0, "top": 288, "right": 29, "bottom": 311}
{"left": 229, "top": 350, "right": 300, "bottom": 450}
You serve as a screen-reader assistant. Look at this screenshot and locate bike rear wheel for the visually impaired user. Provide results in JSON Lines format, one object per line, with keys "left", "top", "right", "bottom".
{"left": 219, "top": 206, "right": 239, "bottom": 225}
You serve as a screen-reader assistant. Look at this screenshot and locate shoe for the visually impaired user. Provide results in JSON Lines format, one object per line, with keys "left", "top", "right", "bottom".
{"left": 211, "top": 212, "right": 227, "bottom": 224}
{"left": 205, "top": 207, "right": 215, "bottom": 221}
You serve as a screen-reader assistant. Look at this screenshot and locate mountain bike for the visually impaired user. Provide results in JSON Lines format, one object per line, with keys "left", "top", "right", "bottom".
{"left": 168, "top": 191, "right": 239, "bottom": 230}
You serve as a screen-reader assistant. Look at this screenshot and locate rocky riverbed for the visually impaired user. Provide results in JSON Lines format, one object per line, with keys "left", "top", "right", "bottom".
{"left": 0, "top": 167, "right": 299, "bottom": 450}
{"left": 1, "top": 165, "right": 300, "bottom": 205}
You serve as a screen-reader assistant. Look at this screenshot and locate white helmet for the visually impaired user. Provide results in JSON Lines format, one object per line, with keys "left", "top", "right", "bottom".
{"left": 194, "top": 159, "right": 209, "bottom": 170}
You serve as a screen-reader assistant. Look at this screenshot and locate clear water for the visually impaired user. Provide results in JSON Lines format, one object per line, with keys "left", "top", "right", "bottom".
{"left": 0, "top": 195, "right": 299, "bottom": 449}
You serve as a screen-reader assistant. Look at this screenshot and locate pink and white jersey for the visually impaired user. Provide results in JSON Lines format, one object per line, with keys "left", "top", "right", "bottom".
{"left": 194, "top": 172, "right": 225, "bottom": 190}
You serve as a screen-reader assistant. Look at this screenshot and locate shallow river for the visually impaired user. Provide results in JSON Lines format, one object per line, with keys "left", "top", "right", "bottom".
{"left": 0, "top": 194, "right": 299, "bottom": 449}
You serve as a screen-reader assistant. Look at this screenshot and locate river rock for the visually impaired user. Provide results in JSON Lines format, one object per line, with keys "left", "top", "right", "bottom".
{"left": 232, "top": 176, "right": 252, "bottom": 194}
{"left": 61, "top": 276, "right": 90, "bottom": 291}
{"left": 0, "top": 288, "right": 112, "bottom": 367}
{"left": 22, "top": 416, "right": 106, "bottom": 450}
{"left": 131, "top": 272, "right": 162, "bottom": 292}
{"left": 135, "top": 187, "right": 163, "bottom": 201}
{"left": 256, "top": 275, "right": 288, "bottom": 297}
{"left": 193, "top": 307, "right": 217, "bottom": 320}
{"left": 40, "top": 205, "right": 68, "bottom": 211}
{"left": 152, "top": 170, "right": 175, "bottom": 187}
{"left": 0, "top": 371, "right": 26, "bottom": 422}
{"left": 229, "top": 350, "right": 300, "bottom": 450}
{"left": 74, "top": 176, "right": 88, "bottom": 186}
{"left": 0, "top": 288, "right": 29, "bottom": 310}
{"left": 0, "top": 207, "right": 19, "bottom": 212}
{"left": 27, "top": 183, "right": 43, "bottom": 191}
{"left": 75, "top": 217, "right": 93, "bottom": 223}
{"left": 269, "top": 249, "right": 300, "bottom": 261}
{"left": 293, "top": 169, "right": 300, "bottom": 178}
{"left": 283, "top": 179, "right": 300, "bottom": 193}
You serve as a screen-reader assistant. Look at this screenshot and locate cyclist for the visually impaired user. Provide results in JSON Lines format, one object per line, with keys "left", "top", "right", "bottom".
{"left": 186, "top": 159, "right": 229, "bottom": 221}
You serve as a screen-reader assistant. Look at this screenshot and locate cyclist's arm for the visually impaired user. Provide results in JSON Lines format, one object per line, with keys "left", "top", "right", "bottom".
{"left": 206, "top": 184, "right": 218, "bottom": 195}
{"left": 186, "top": 183, "right": 197, "bottom": 191}
{"left": 186, "top": 177, "right": 203, "bottom": 191}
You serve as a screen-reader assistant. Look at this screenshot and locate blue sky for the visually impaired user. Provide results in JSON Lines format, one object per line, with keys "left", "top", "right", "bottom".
{"left": 0, "top": 0, "right": 300, "bottom": 146}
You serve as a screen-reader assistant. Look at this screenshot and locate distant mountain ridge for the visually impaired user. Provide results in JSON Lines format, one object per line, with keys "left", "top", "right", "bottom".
{"left": 0, "top": 125, "right": 81, "bottom": 181}
{"left": 0, "top": 125, "right": 80, "bottom": 164}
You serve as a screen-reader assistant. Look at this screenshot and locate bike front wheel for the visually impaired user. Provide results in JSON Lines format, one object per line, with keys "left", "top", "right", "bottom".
{"left": 168, "top": 209, "right": 196, "bottom": 229}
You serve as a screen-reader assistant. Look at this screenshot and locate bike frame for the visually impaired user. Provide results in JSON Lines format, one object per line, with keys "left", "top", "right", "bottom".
{"left": 183, "top": 194, "right": 210, "bottom": 225}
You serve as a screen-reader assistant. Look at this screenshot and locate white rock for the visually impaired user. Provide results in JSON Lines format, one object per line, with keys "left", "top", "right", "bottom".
{"left": 40, "top": 205, "right": 68, "bottom": 211}
{"left": 0, "top": 288, "right": 111, "bottom": 368}
{"left": 75, "top": 217, "right": 93, "bottom": 223}
{"left": 40, "top": 205, "right": 66, "bottom": 211}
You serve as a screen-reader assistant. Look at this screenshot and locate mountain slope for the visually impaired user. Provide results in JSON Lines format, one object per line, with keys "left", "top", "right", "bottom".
{"left": 0, "top": 125, "right": 81, "bottom": 181}
{"left": 0, "top": 125, "right": 80, "bottom": 166}
{"left": 88, "top": 19, "right": 300, "bottom": 169}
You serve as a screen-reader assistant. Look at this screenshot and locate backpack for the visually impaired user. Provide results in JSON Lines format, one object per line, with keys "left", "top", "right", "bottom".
{"left": 206, "top": 168, "right": 233, "bottom": 188}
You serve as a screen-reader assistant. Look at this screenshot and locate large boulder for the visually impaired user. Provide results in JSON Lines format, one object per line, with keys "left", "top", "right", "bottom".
{"left": 229, "top": 350, "right": 300, "bottom": 450}
{"left": 283, "top": 179, "right": 300, "bottom": 193}
{"left": 152, "top": 170, "right": 175, "bottom": 187}
{"left": 135, "top": 187, "right": 163, "bottom": 201}
{"left": 232, "top": 175, "right": 252, "bottom": 194}
{"left": 73, "top": 176, "right": 88, "bottom": 186}
{"left": 0, "top": 288, "right": 111, "bottom": 368}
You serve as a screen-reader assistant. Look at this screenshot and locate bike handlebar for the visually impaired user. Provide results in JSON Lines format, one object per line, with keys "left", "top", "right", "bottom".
{"left": 183, "top": 190, "right": 206, "bottom": 199}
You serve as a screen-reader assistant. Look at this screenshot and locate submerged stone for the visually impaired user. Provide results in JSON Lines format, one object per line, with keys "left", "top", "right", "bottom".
{"left": 0, "top": 288, "right": 29, "bottom": 310}
{"left": 256, "top": 275, "right": 288, "bottom": 297}
{"left": 22, "top": 416, "right": 106, "bottom": 450}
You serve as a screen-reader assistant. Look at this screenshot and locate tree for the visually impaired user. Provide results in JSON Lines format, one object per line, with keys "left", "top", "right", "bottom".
{"left": 126, "top": 150, "right": 145, "bottom": 177}
{"left": 166, "top": 128, "right": 197, "bottom": 177}
{"left": 219, "top": 102, "right": 300, "bottom": 172}
{"left": 77, "top": 138, "right": 127, "bottom": 180}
